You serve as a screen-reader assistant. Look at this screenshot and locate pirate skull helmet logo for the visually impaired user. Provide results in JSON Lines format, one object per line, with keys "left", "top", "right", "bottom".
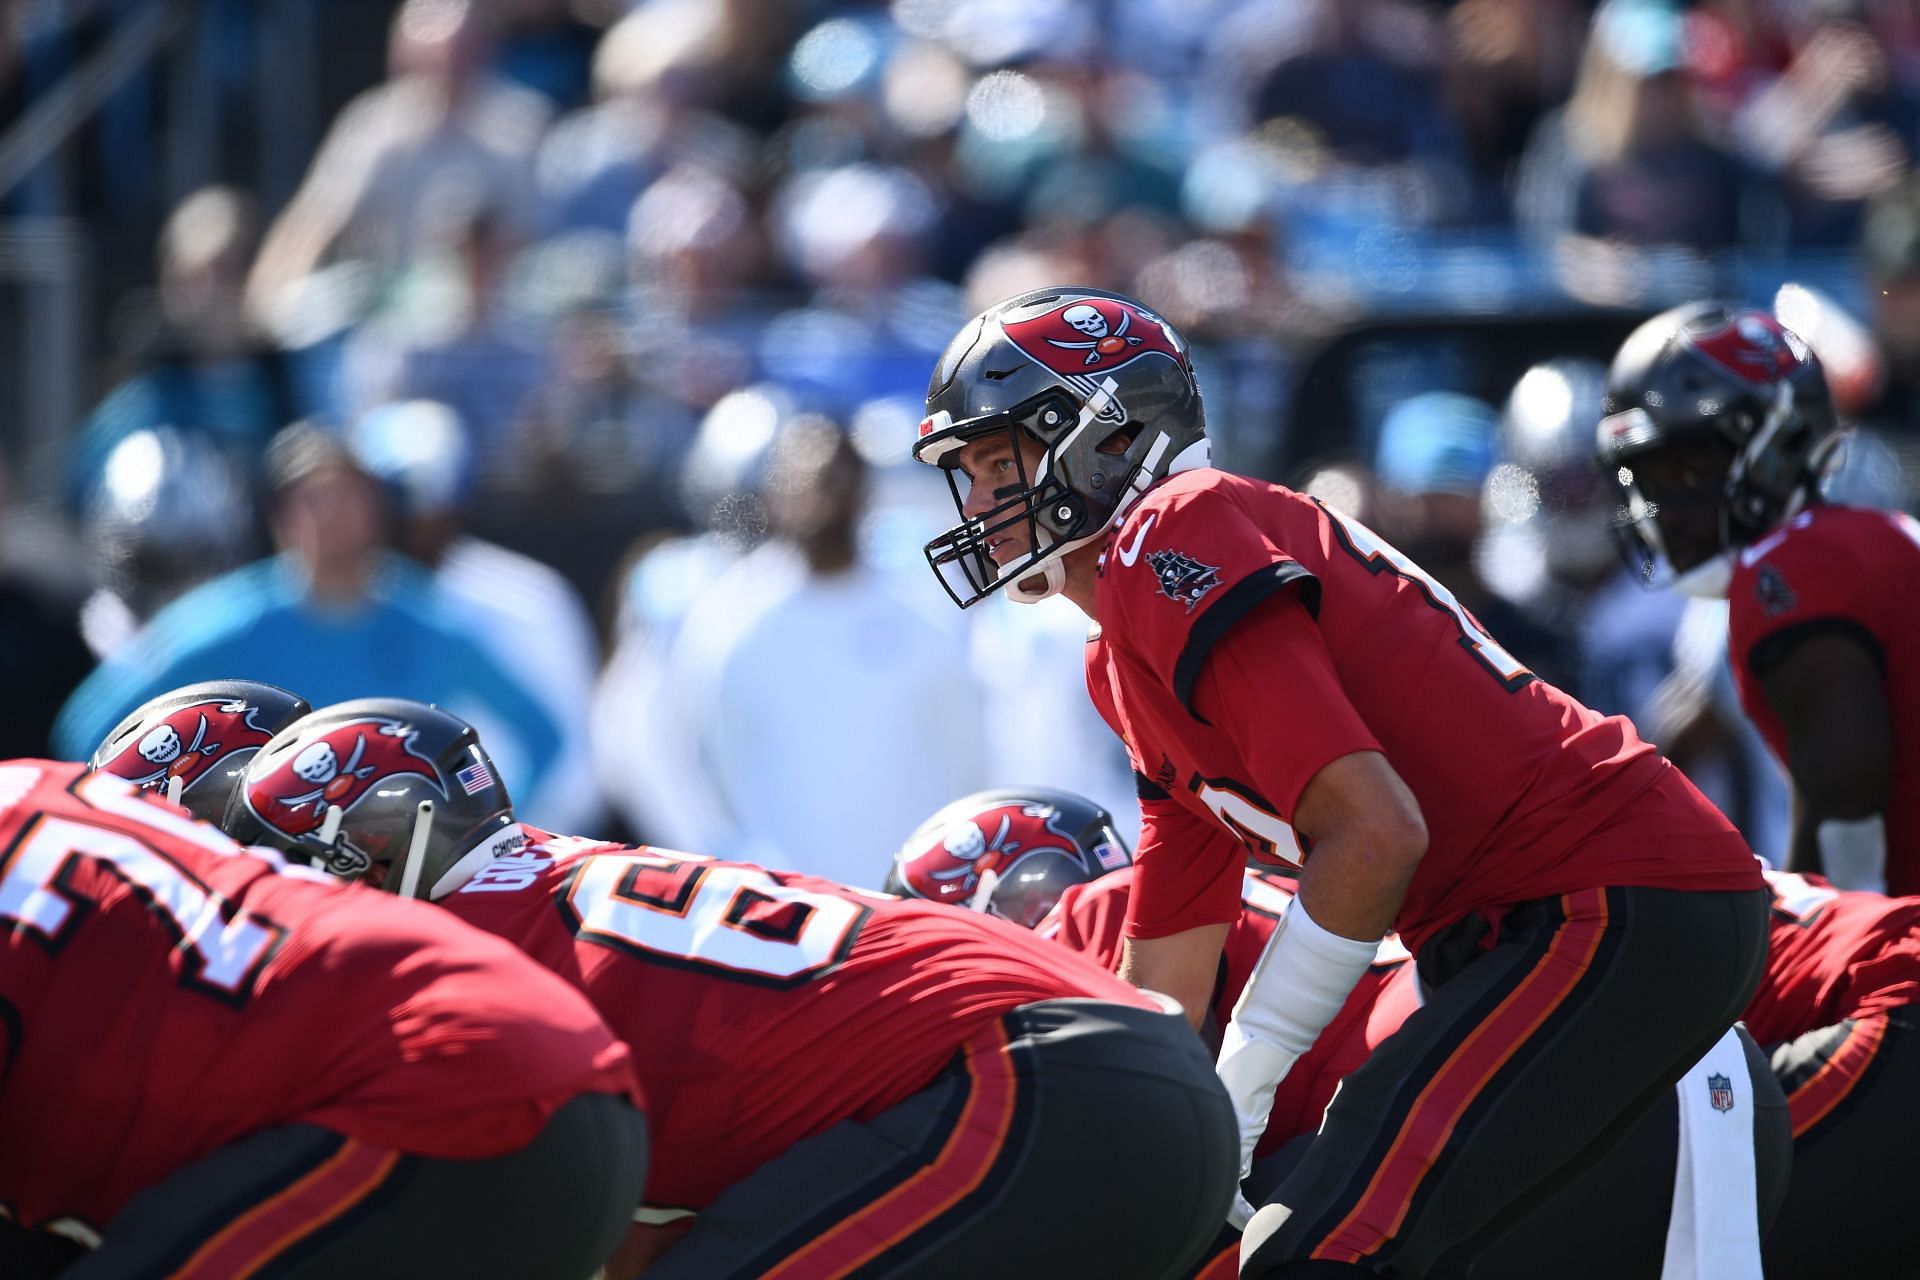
{"left": 139, "top": 724, "right": 184, "bottom": 765}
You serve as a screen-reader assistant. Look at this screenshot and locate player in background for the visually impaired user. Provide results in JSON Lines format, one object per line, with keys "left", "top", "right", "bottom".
{"left": 1597, "top": 302, "right": 1916, "bottom": 895}
{"left": 913, "top": 286, "right": 1768, "bottom": 1277}
{"left": 894, "top": 789, "right": 1790, "bottom": 1280}
{"left": 1742, "top": 869, "right": 1920, "bottom": 1277}
{"left": 87, "top": 679, "right": 310, "bottom": 822}
{"left": 223, "top": 699, "right": 1238, "bottom": 1280}
{"left": 0, "top": 760, "right": 645, "bottom": 1279}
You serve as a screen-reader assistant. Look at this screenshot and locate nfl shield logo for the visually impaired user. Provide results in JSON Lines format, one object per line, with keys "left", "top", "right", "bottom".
{"left": 1707, "top": 1073, "right": 1735, "bottom": 1113}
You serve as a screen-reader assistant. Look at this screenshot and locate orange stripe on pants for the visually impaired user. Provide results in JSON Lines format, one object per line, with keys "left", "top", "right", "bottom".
{"left": 761, "top": 1021, "right": 1020, "bottom": 1280}
{"left": 1313, "top": 887, "right": 1611, "bottom": 1263}
{"left": 1193, "top": 1241, "right": 1240, "bottom": 1280}
{"left": 1787, "top": 1012, "right": 1888, "bottom": 1139}
{"left": 171, "top": 1138, "right": 400, "bottom": 1280}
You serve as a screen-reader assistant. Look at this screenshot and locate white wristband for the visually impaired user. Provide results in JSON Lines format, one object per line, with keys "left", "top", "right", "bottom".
{"left": 1818, "top": 815, "right": 1887, "bottom": 894}
{"left": 1230, "top": 894, "right": 1381, "bottom": 1054}
{"left": 1215, "top": 896, "right": 1380, "bottom": 1181}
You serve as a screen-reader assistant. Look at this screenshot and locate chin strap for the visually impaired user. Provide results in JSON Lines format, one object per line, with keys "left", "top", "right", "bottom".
{"left": 395, "top": 801, "right": 435, "bottom": 900}
{"left": 164, "top": 774, "right": 186, "bottom": 808}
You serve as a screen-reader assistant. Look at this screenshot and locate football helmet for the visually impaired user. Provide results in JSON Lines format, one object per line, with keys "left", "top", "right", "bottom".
{"left": 90, "top": 680, "right": 312, "bottom": 824}
{"left": 886, "top": 787, "right": 1132, "bottom": 929}
{"left": 913, "top": 287, "right": 1207, "bottom": 607}
{"left": 1597, "top": 303, "right": 1838, "bottom": 596}
{"left": 222, "top": 698, "right": 519, "bottom": 899}
{"left": 1490, "top": 358, "right": 1617, "bottom": 582}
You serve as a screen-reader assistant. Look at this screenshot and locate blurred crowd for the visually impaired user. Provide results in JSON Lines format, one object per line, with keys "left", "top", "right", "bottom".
{"left": 11, "top": 0, "right": 1920, "bottom": 876}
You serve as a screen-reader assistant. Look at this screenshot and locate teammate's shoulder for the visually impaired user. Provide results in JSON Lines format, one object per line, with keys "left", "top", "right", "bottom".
{"left": 1741, "top": 503, "right": 1915, "bottom": 569}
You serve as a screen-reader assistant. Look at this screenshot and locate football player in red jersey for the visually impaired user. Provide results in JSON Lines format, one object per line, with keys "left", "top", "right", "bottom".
{"left": 1597, "top": 302, "right": 1917, "bottom": 895}
{"left": 913, "top": 286, "right": 1769, "bottom": 1277}
{"left": 225, "top": 699, "right": 1239, "bottom": 1280}
{"left": 895, "top": 788, "right": 1792, "bottom": 1280}
{"left": 0, "top": 759, "right": 645, "bottom": 1280}
{"left": 1744, "top": 869, "right": 1920, "bottom": 1277}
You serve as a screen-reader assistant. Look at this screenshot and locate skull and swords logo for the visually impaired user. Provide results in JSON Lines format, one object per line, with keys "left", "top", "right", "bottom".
{"left": 99, "top": 699, "right": 261, "bottom": 791}
{"left": 1046, "top": 303, "right": 1145, "bottom": 366}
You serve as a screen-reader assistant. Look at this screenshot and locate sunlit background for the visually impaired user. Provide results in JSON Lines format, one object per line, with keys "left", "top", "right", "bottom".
{"left": 4, "top": 0, "right": 1917, "bottom": 882}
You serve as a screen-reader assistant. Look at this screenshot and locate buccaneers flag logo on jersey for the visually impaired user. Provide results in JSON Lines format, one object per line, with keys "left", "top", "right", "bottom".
{"left": 243, "top": 717, "right": 447, "bottom": 840}
{"left": 97, "top": 698, "right": 281, "bottom": 794}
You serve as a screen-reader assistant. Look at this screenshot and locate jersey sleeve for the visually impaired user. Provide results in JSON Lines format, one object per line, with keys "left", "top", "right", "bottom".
{"left": 1038, "top": 874, "right": 1131, "bottom": 972}
{"left": 1124, "top": 789, "right": 1248, "bottom": 940}
{"left": 1730, "top": 512, "right": 1894, "bottom": 682}
{"left": 1190, "top": 592, "right": 1383, "bottom": 826}
{"left": 1105, "top": 485, "right": 1321, "bottom": 715}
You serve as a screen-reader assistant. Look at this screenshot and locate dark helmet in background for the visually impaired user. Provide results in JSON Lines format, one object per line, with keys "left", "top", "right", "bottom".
{"left": 1596, "top": 303, "right": 1838, "bottom": 596}
{"left": 886, "top": 787, "right": 1132, "bottom": 929}
{"left": 222, "top": 698, "right": 520, "bottom": 899}
{"left": 91, "top": 680, "right": 312, "bottom": 824}
{"left": 913, "top": 287, "right": 1206, "bottom": 607}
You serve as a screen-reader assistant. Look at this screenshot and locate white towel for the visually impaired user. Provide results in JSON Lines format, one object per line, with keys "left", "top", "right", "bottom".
{"left": 1661, "top": 1026, "right": 1763, "bottom": 1280}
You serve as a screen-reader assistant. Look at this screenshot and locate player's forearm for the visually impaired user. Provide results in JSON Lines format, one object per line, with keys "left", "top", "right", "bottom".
{"left": 1294, "top": 822, "right": 1424, "bottom": 943}
{"left": 1119, "top": 924, "right": 1231, "bottom": 1029}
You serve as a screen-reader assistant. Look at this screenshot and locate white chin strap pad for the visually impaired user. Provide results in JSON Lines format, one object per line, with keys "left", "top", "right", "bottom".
{"left": 1003, "top": 556, "right": 1067, "bottom": 604}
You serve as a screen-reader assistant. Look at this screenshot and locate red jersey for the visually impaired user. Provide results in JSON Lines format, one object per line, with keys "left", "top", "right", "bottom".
{"left": 1089, "top": 469, "right": 1760, "bottom": 953}
{"left": 438, "top": 827, "right": 1160, "bottom": 1212}
{"left": 0, "top": 762, "right": 639, "bottom": 1238}
{"left": 1727, "top": 505, "right": 1920, "bottom": 893}
{"left": 1039, "top": 867, "right": 1415, "bottom": 1153}
{"left": 1741, "top": 869, "right": 1920, "bottom": 1046}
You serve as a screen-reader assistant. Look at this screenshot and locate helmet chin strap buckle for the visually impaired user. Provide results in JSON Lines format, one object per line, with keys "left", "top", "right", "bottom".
{"left": 396, "top": 801, "right": 436, "bottom": 900}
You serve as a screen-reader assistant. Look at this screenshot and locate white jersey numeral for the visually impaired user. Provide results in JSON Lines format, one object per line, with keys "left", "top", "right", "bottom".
{"left": 1194, "top": 781, "right": 1306, "bottom": 869}
{"left": 1764, "top": 869, "right": 1838, "bottom": 927}
{"left": 1321, "top": 502, "right": 1531, "bottom": 688}
{"left": 560, "top": 850, "right": 869, "bottom": 987}
{"left": 0, "top": 814, "right": 281, "bottom": 1003}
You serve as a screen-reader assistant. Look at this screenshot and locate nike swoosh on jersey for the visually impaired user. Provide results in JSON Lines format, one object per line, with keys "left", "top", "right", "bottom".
{"left": 1116, "top": 514, "right": 1157, "bottom": 567}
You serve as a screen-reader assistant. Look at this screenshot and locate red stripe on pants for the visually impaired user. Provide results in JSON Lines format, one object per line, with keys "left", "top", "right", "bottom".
{"left": 761, "top": 1020, "right": 1020, "bottom": 1280}
{"left": 172, "top": 1138, "right": 400, "bottom": 1280}
{"left": 1312, "top": 887, "right": 1611, "bottom": 1263}
{"left": 1787, "top": 1012, "right": 1888, "bottom": 1139}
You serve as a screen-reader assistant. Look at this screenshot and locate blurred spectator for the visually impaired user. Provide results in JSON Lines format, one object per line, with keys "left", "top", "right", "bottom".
{"left": 77, "top": 428, "right": 255, "bottom": 661}
{"left": 760, "top": 163, "right": 963, "bottom": 410}
{"left": 534, "top": 2, "right": 756, "bottom": 236}
{"left": 1442, "top": 0, "right": 1589, "bottom": 211}
{"left": 1202, "top": 0, "right": 1474, "bottom": 226}
{"left": 1858, "top": 176, "right": 1920, "bottom": 436}
{"left": 0, "top": 459, "right": 93, "bottom": 756}
{"left": 660, "top": 417, "right": 985, "bottom": 881}
{"left": 1517, "top": 0, "right": 1749, "bottom": 294}
{"left": 1374, "top": 389, "right": 1573, "bottom": 682}
{"left": 52, "top": 424, "right": 561, "bottom": 803}
{"left": 1700, "top": 3, "right": 1912, "bottom": 245}
{"left": 345, "top": 202, "right": 551, "bottom": 481}
{"left": 67, "top": 187, "right": 297, "bottom": 510}
{"left": 968, "top": 592, "right": 1138, "bottom": 847}
{"left": 1477, "top": 357, "right": 1686, "bottom": 715}
{"left": 492, "top": 0, "right": 607, "bottom": 112}
{"left": 621, "top": 163, "right": 768, "bottom": 426}
{"left": 248, "top": 0, "right": 552, "bottom": 315}
{"left": 590, "top": 383, "right": 791, "bottom": 845}
{"left": 348, "top": 399, "right": 603, "bottom": 833}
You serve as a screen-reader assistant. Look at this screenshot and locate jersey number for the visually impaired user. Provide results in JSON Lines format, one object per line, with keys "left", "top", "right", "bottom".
{"left": 1194, "top": 779, "right": 1307, "bottom": 870}
{"left": 560, "top": 850, "right": 870, "bottom": 988}
{"left": 0, "top": 802, "right": 283, "bottom": 1007}
{"left": 1320, "top": 501, "right": 1531, "bottom": 690}
{"left": 1766, "top": 871, "right": 1837, "bottom": 928}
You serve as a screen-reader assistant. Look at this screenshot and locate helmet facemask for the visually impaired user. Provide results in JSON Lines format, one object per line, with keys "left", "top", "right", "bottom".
{"left": 920, "top": 382, "right": 1174, "bottom": 608}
